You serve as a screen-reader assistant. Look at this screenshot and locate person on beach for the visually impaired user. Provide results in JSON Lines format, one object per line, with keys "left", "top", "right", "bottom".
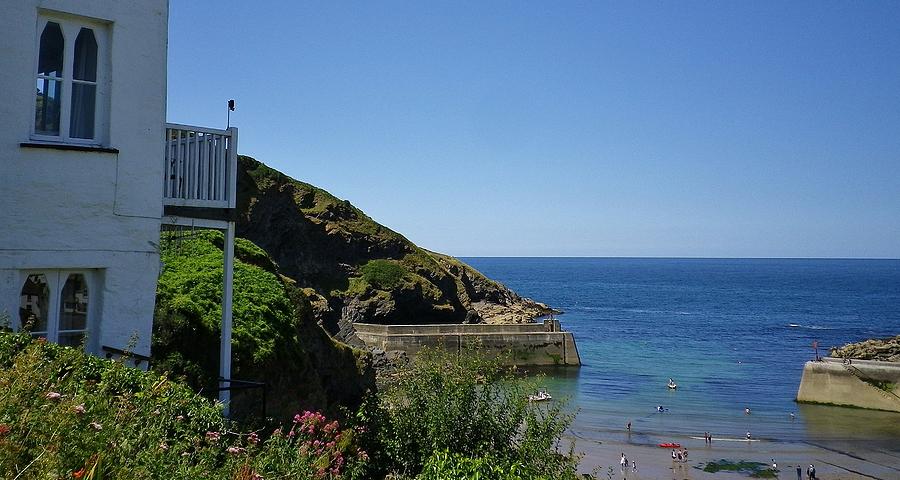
{"left": 796, "top": 465, "right": 802, "bottom": 479}
{"left": 671, "top": 449, "right": 677, "bottom": 461}
{"left": 683, "top": 449, "right": 688, "bottom": 462}
{"left": 772, "top": 458, "right": 777, "bottom": 469}
{"left": 626, "top": 421, "right": 631, "bottom": 432}
{"left": 807, "top": 464, "right": 816, "bottom": 479}
{"left": 632, "top": 460, "right": 637, "bottom": 472}
{"left": 620, "top": 453, "right": 627, "bottom": 470}
{"left": 746, "top": 431, "right": 752, "bottom": 440}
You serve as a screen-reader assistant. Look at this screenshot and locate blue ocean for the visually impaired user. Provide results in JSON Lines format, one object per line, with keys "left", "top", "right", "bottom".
{"left": 462, "top": 258, "right": 900, "bottom": 449}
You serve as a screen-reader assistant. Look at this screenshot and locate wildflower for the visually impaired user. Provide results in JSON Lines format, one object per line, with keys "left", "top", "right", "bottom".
{"left": 247, "top": 432, "right": 260, "bottom": 445}
{"left": 181, "top": 451, "right": 190, "bottom": 457}
{"left": 205, "top": 431, "right": 220, "bottom": 443}
{"left": 73, "top": 404, "right": 86, "bottom": 415}
{"left": 250, "top": 474, "right": 264, "bottom": 480}
{"left": 159, "top": 442, "right": 169, "bottom": 451}
{"left": 46, "top": 391, "right": 62, "bottom": 400}
{"left": 0, "top": 424, "right": 10, "bottom": 437}
{"left": 89, "top": 422, "right": 102, "bottom": 431}
{"left": 226, "top": 446, "right": 245, "bottom": 455}
{"left": 72, "top": 468, "right": 85, "bottom": 479}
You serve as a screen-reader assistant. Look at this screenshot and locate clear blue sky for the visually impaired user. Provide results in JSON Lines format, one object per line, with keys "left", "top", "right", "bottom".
{"left": 167, "top": 1, "right": 900, "bottom": 258}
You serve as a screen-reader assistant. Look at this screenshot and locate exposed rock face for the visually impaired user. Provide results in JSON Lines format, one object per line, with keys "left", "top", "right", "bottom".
{"left": 831, "top": 335, "right": 900, "bottom": 362}
{"left": 235, "top": 156, "right": 553, "bottom": 336}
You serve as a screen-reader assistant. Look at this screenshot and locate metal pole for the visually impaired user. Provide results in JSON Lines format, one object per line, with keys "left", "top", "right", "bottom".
{"left": 219, "top": 221, "right": 235, "bottom": 415}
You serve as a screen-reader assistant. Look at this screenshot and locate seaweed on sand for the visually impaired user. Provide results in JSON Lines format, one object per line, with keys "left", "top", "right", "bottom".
{"left": 698, "top": 459, "right": 778, "bottom": 478}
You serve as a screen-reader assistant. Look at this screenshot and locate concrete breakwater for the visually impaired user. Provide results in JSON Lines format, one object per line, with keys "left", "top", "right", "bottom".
{"left": 796, "top": 357, "right": 900, "bottom": 412}
{"left": 354, "top": 319, "right": 581, "bottom": 366}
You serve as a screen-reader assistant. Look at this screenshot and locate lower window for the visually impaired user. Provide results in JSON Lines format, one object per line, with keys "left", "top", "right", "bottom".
{"left": 19, "top": 271, "right": 93, "bottom": 349}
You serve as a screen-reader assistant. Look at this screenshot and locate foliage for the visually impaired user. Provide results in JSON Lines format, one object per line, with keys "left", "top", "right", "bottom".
{"left": 360, "top": 260, "right": 406, "bottom": 291}
{"left": 0, "top": 332, "right": 367, "bottom": 479}
{"left": 155, "top": 230, "right": 296, "bottom": 391}
{"left": 417, "top": 450, "right": 541, "bottom": 480}
{"left": 359, "top": 347, "right": 581, "bottom": 479}
{"left": 153, "top": 231, "right": 374, "bottom": 418}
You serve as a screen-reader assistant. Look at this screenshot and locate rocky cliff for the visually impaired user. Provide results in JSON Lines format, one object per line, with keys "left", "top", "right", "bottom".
{"left": 235, "top": 156, "right": 553, "bottom": 339}
{"left": 831, "top": 335, "right": 900, "bottom": 362}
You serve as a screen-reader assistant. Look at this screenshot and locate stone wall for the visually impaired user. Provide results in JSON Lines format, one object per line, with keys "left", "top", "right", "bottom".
{"left": 354, "top": 320, "right": 581, "bottom": 366}
{"left": 796, "top": 358, "right": 900, "bottom": 413}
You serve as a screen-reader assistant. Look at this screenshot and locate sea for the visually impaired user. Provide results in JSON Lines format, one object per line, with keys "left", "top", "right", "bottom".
{"left": 461, "top": 258, "right": 900, "bottom": 452}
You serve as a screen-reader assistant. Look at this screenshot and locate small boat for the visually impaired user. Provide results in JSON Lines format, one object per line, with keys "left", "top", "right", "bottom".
{"left": 658, "top": 442, "right": 681, "bottom": 448}
{"left": 528, "top": 390, "right": 552, "bottom": 402}
{"left": 788, "top": 323, "right": 800, "bottom": 328}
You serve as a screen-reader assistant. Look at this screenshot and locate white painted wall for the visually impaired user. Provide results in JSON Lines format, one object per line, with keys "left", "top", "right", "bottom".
{"left": 0, "top": 0, "right": 169, "bottom": 359}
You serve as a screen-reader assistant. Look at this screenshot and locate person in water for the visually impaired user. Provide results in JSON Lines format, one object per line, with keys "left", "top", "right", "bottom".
{"left": 745, "top": 407, "right": 752, "bottom": 415}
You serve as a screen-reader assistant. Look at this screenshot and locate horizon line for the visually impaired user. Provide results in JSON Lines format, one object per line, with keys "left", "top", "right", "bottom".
{"left": 455, "top": 255, "right": 900, "bottom": 260}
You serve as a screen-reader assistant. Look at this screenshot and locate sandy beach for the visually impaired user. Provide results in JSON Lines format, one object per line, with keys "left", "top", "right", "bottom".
{"left": 572, "top": 432, "right": 900, "bottom": 480}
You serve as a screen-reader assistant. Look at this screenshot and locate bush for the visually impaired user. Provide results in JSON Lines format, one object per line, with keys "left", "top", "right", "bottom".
{"left": 0, "top": 333, "right": 367, "bottom": 479}
{"left": 359, "top": 347, "right": 580, "bottom": 479}
{"left": 359, "top": 260, "right": 405, "bottom": 290}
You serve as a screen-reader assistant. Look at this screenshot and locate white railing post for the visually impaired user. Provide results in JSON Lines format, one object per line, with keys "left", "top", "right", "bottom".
{"left": 227, "top": 127, "right": 238, "bottom": 208}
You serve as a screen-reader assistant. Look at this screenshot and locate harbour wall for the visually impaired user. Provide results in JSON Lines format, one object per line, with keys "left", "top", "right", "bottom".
{"left": 354, "top": 319, "right": 581, "bottom": 366}
{"left": 796, "top": 357, "right": 900, "bottom": 412}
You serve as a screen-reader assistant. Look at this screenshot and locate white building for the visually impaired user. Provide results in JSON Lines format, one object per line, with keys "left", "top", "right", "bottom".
{"left": 0, "top": 0, "right": 237, "bottom": 405}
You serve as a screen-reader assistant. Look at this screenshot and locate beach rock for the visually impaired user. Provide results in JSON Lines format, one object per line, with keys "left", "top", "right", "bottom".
{"left": 831, "top": 335, "right": 900, "bottom": 362}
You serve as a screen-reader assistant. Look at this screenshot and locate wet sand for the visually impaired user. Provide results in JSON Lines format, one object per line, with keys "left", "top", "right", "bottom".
{"left": 571, "top": 432, "right": 900, "bottom": 479}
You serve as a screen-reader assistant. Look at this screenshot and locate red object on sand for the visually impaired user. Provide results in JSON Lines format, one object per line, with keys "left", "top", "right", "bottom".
{"left": 658, "top": 442, "right": 681, "bottom": 448}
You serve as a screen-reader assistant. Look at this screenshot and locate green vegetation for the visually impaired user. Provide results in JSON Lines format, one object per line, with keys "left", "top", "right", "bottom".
{"left": 0, "top": 334, "right": 588, "bottom": 479}
{"left": 154, "top": 230, "right": 373, "bottom": 418}
{"left": 700, "top": 460, "right": 778, "bottom": 478}
{"left": 360, "top": 260, "right": 406, "bottom": 290}
{"left": 0, "top": 332, "right": 367, "bottom": 479}
{"left": 357, "top": 347, "right": 582, "bottom": 479}
{"left": 862, "top": 378, "right": 897, "bottom": 392}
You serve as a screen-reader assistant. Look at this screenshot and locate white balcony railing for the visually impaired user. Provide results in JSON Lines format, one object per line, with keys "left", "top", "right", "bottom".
{"left": 163, "top": 123, "right": 238, "bottom": 209}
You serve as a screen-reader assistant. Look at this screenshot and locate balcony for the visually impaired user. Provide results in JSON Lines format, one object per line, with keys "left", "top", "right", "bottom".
{"left": 163, "top": 123, "right": 238, "bottom": 211}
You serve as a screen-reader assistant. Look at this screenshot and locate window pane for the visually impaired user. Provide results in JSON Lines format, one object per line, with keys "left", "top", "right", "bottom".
{"left": 38, "top": 22, "right": 64, "bottom": 77}
{"left": 73, "top": 28, "right": 98, "bottom": 82}
{"left": 20, "top": 274, "right": 50, "bottom": 333}
{"left": 70, "top": 84, "right": 96, "bottom": 139}
{"left": 59, "top": 274, "right": 88, "bottom": 331}
{"left": 35, "top": 78, "right": 62, "bottom": 135}
{"left": 58, "top": 332, "right": 86, "bottom": 348}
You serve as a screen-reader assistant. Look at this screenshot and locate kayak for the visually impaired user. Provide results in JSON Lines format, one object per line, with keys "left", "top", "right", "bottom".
{"left": 658, "top": 443, "right": 681, "bottom": 448}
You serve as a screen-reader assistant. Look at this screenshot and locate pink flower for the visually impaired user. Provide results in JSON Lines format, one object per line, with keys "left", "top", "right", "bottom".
{"left": 205, "top": 431, "right": 220, "bottom": 443}
{"left": 72, "top": 404, "right": 86, "bottom": 415}
{"left": 247, "top": 432, "right": 260, "bottom": 446}
{"left": 250, "top": 474, "right": 264, "bottom": 480}
{"left": 89, "top": 422, "right": 102, "bottom": 431}
{"left": 226, "top": 446, "right": 245, "bottom": 455}
{"left": 46, "top": 392, "right": 62, "bottom": 400}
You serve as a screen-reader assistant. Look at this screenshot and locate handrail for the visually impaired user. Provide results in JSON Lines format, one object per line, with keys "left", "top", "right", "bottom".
{"left": 218, "top": 377, "right": 267, "bottom": 420}
{"left": 165, "top": 122, "right": 232, "bottom": 136}
{"left": 841, "top": 361, "right": 900, "bottom": 404}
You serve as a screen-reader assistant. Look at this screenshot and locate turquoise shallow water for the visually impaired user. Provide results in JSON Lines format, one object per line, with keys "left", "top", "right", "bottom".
{"left": 461, "top": 258, "right": 900, "bottom": 450}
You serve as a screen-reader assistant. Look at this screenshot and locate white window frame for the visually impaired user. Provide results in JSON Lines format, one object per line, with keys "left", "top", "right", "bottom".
{"left": 31, "top": 12, "right": 110, "bottom": 146}
{"left": 17, "top": 270, "right": 99, "bottom": 353}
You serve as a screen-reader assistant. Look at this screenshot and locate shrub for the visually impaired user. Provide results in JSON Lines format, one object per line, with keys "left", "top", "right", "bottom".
{"left": 361, "top": 347, "right": 580, "bottom": 479}
{"left": 0, "top": 332, "right": 367, "bottom": 479}
{"left": 359, "top": 260, "right": 405, "bottom": 290}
